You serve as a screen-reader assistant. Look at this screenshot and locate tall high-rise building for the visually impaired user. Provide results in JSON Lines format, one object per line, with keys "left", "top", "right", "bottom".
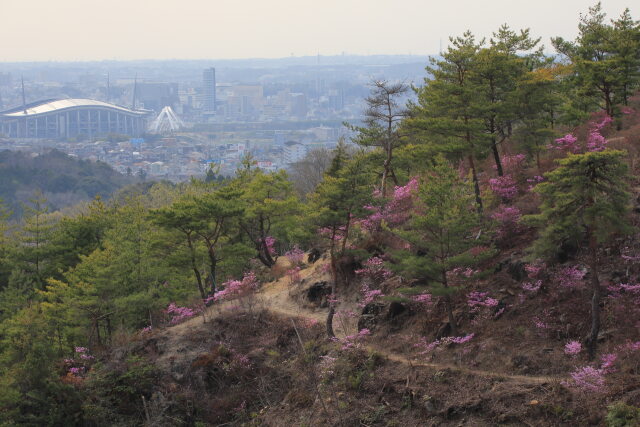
{"left": 202, "top": 68, "right": 216, "bottom": 114}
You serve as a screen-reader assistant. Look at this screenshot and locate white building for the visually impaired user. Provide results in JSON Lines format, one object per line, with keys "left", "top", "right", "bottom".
{"left": 284, "top": 141, "right": 307, "bottom": 164}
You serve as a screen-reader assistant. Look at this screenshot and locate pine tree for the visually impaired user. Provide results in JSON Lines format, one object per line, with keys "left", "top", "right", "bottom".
{"left": 150, "top": 199, "right": 208, "bottom": 300}
{"left": 408, "top": 32, "right": 485, "bottom": 209}
{"left": 0, "top": 305, "right": 81, "bottom": 425}
{"left": 611, "top": 8, "right": 640, "bottom": 107}
{"left": 325, "top": 138, "right": 351, "bottom": 179}
{"left": 189, "top": 185, "right": 246, "bottom": 296}
{"left": 349, "top": 80, "right": 409, "bottom": 196}
{"left": 236, "top": 169, "right": 303, "bottom": 267}
{"left": 473, "top": 25, "right": 542, "bottom": 176}
{"left": 308, "top": 152, "right": 374, "bottom": 337}
{"left": 512, "top": 64, "right": 563, "bottom": 170}
{"left": 0, "top": 199, "right": 11, "bottom": 286}
{"left": 552, "top": 3, "right": 640, "bottom": 116}
{"left": 392, "top": 156, "right": 488, "bottom": 335}
{"left": 528, "top": 150, "right": 631, "bottom": 358}
{"left": 13, "top": 193, "right": 58, "bottom": 289}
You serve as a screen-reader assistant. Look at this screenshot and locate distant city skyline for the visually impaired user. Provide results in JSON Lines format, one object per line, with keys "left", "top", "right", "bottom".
{"left": 0, "top": 0, "right": 635, "bottom": 62}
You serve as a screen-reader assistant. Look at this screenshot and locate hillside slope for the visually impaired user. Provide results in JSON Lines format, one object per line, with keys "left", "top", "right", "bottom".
{"left": 0, "top": 149, "right": 136, "bottom": 216}
{"left": 102, "top": 255, "right": 627, "bottom": 426}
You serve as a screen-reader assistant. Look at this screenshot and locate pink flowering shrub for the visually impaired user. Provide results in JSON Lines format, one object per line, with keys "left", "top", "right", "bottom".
{"left": 555, "top": 265, "right": 586, "bottom": 289}
{"left": 491, "top": 205, "right": 523, "bottom": 240}
{"left": 361, "top": 177, "right": 418, "bottom": 232}
{"left": 165, "top": 303, "right": 197, "bottom": 324}
{"left": 489, "top": 175, "right": 518, "bottom": 200}
{"left": 525, "top": 262, "right": 544, "bottom": 279}
{"left": 355, "top": 256, "right": 393, "bottom": 284}
{"left": 586, "top": 116, "right": 612, "bottom": 152}
{"left": 552, "top": 134, "right": 580, "bottom": 153}
{"left": 522, "top": 281, "right": 542, "bottom": 292}
{"left": 521, "top": 261, "right": 545, "bottom": 294}
{"left": 359, "top": 283, "right": 385, "bottom": 308}
{"left": 564, "top": 366, "right": 607, "bottom": 393}
{"left": 355, "top": 256, "right": 391, "bottom": 308}
{"left": 621, "top": 246, "right": 640, "bottom": 264}
{"left": 411, "top": 293, "right": 433, "bottom": 305}
{"left": 565, "top": 340, "right": 582, "bottom": 357}
{"left": 286, "top": 266, "right": 302, "bottom": 285}
{"left": 467, "top": 291, "right": 500, "bottom": 324}
{"left": 608, "top": 282, "right": 640, "bottom": 302}
{"left": 467, "top": 292, "right": 499, "bottom": 310}
{"left": 264, "top": 236, "right": 277, "bottom": 256}
{"left": 284, "top": 245, "right": 305, "bottom": 265}
{"left": 69, "top": 367, "right": 84, "bottom": 375}
{"left": 626, "top": 341, "right": 640, "bottom": 352}
{"left": 405, "top": 292, "right": 433, "bottom": 312}
{"left": 415, "top": 333, "right": 475, "bottom": 355}
{"left": 332, "top": 328, "right": 371, "bottom": 351}
{"left": 318, "top": 226, "right": 346, "bottom": 241}
{"left": 586, "top": 130, "right": 607, "bottom": 152}
{"left": 551, "top": 115, "right": 612, "bottom": 154}
{"left": 499, "top": 154, "right": 527, "bottom": 175}
{"left": 526, "top": 175, "right": 544, "bottom": 191}
{"left": 451, "top": 267, "right": 478, "bottom": 279}
{"left": 563, "top": 352, "right": 618, "bottom": 393}
{"left": 212, "top": 271, "right": 260, "bottom": 303}
{"left": 601, "top": 353, "right": 618, "bottom": 372}
{"left": 533, "top": 317, "right": 549, "bottom": 330}
{"left": 66, "top": 346, "right": 95, "bottom": 377}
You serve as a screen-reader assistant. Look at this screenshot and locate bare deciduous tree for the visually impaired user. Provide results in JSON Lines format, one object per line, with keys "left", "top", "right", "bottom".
{"left": 288, "top": 147, "right": 335, "bottom": 196}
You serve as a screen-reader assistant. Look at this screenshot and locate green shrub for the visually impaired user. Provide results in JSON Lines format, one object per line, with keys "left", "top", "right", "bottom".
{"left": 606, "top": 402, "right": 640, "bottom": 427}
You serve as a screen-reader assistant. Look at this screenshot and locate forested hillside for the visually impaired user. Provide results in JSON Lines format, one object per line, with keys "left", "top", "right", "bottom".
{"left": 0, "top": 149, "right": 136, "bottom": 217}
{"left": 1, "top": 3, "right": 640, "bottom": 426}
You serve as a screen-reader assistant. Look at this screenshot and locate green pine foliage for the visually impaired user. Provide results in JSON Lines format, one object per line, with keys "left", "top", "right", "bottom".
{"left": 527, "top": 150, "right": 631, "bottom": 255}
{"left": 527, "top": 149, "right": 632, "bottom": 358}
{"left": 552, "top": 3, "right": 640, "bottom": 117}
{"left": 391, "top": 157, "right": 492, "bottom": 334}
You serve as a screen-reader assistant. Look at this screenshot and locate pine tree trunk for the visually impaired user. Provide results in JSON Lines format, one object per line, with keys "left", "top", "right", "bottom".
{"left": 206, "top": 244, "right": 217, "bottom": 295}
{"left": 256, "top": 237, "right": 276, "bottom": 268}
{"left": 258, "top": 217, "right": 276, "bottom": 267}
{"left": 442, "top": 270, "right": 457, "bottom": 336}
{"left": 326, "top": 305, "right": 335, "bottom": 339}
{"left": 187, "top": 234, "right": 206, "bottom": 300}
{"left": 586, "top": 233, "right": 601, "bottom": 360}
{"left": 467, "top": 155, "right": 483, "bottom": 212}
{"left": 491, "top": 137, "right": 504, "bottom": 176}
{"left": 381, "top": 153, "right": 392, "bottom": 198}
{"left": 106, "top": 316, "right": 112, "bottom": 344}
{"left": 326, "top": 233, "right": 338, "bottom": 339}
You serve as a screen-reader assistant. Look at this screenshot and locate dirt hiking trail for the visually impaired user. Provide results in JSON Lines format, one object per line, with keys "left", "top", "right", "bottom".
{"left": 156, "top": 257, "right": 560, "bottom": 386}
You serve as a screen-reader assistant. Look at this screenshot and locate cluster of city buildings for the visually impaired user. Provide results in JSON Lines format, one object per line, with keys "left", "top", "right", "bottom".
{"left": 0, "top": 57, "right": 421, "bottom": 180}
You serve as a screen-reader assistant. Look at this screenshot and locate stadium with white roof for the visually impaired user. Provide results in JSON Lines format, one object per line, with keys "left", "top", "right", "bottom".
{"left": 0, "top": 98, "right": 149, "bottom": 139}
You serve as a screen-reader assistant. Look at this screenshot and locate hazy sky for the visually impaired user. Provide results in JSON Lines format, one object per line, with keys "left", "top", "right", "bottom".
{"left": 0, "top": 0, "right": 635, "bottom": 62}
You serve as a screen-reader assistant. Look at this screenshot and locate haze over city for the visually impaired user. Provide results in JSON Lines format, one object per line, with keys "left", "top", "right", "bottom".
{"left": 1, "top": 0, "right": 634, "bottom": 61}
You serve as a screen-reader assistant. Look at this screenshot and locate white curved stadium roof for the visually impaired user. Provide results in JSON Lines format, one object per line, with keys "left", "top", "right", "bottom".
{"left": 2, "top": 98, "right": 145, "bottom": 117}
